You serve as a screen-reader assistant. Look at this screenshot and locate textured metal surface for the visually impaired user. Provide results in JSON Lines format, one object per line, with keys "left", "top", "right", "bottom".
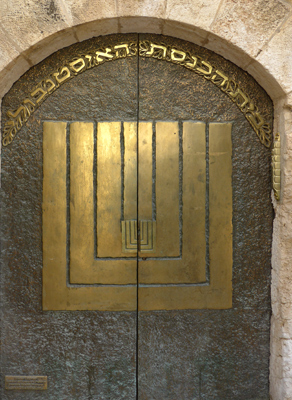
{"left": 1, "top": 34, "right": 138, "bottom": 399}
{"left": 1, "top": 33, "right": 273, "bottom": 399}
{"left": 138, "top": 310, "right": 270, "bottom": 399}
{"left": 2, "top": 39, "right": 272, "bottom": 147}
{"left": 137, "top": 33, "right": 272, "bottom": 399}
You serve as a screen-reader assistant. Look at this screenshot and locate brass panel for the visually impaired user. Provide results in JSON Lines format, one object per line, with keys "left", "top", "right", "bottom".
{"left": 96, "top": 122, "right": 126, "bottom": 257}
{"left": 69, "top": 122, "right": 136, "bottom": 284}
{"left": 182, "top": 122, "right": 206, "bottom": 279}
{"left": 152, "top": 121, "right": 180, "bottom": 257}
{"left": 43, "top": 120, "right": 232, "bottom": 310}
{"left": 5, "top": 376, "right": 47, "bottom": 390}
{"left": 42, "top": 121, "right": 136, "bottom": 311}
{"left": 139, "top": 122, "right": 206, "bottom": 284}
{"left": 138, "top": 122, "right": 153, "bottom": 221}
{"left": 70, "top": 122, "right": 95, "bottom": 273}
{"left": 122, "top": 220, "right": 138, "bottom": 253}
{"left": 208, "top": 122, "right": 233, "bottom": 295}
{"left": 43, "top": 121, "right": 68, "bottom": 308}
{"left": 138, "top": 122, "right": 233, "bottom": 310}
{"left": 122, "top": 122, "right": 156, "bottom": 254}
{"left": 124, "top": 122, "right": 138, "bottom": 222}
{"left": 138, "top": 285, "right": 232, "bottom": 311}
{"left": 140, "top": 220, "right": 156, "bottom": 252}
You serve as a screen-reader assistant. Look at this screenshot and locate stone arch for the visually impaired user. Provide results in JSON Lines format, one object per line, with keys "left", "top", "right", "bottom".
{"left": 0, "top": 16, "right": 287, "bottom": 101}
{"left": 1, "top": 2, "right": 292, "bottom": 399}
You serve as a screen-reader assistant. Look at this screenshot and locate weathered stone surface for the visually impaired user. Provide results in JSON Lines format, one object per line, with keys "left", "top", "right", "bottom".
{"left": 0, "top": 23, "right": 33, "bottom": 96}
{"left": 75, "top": 18, "right": 119, "bottom": 42}
{"left": 0, "top": 0, "right": 70, "bottom": 51}
{"left": 254, "top": 17, "right": 292, "bottom": 96}
{"left": 203, "top": 32, "right": 254, "bottom": 70}
{"left": 117, "top": 0, "right": 166, "bottom": 18}
{"left": 165, "top": 0, "right": 221, "bottom": 30}
{"left": 0, "top": 25, "right": 22, "bottom": 73}
{"left": 64, "top": 0, "right": 117, "bottom": 24}
{"left": 0, "top": 57, "right": 31, "bottom": 98}
{"left": 162, "top": 20, "right": 208, "bottom": 46}
{"left": 270, "top": 104, "right": 292, "bottom": 399}
{"left": 285, "top": 91, "right": 292, "bottom": 107}
{"left": 116, "top": 0, "right": 166, "bottom": 33}
{"left": 22, "top": 28, "right": 77, "bottom": 66}
{"left": 119, "top": 16, "right": 163, "bottom": 34}
{"left": 211, "top": 0, "right": 290, "bottom": 58}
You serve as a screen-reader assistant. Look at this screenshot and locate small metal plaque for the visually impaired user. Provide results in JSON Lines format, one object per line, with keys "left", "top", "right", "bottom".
{"left": 5, "top": 376, "right": 47, "bottom": 390}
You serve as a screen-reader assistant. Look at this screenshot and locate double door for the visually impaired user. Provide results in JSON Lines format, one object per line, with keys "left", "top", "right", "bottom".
{"left": 1, "top": 33, "right": 272, "bottom": 399}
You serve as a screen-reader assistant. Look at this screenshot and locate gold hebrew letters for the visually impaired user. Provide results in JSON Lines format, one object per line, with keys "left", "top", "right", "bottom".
{"left": 3, "top": 40, "right": 271, "bottom": 147}
{"left": 43, "top": 121, "right": 233, "bottom": 311}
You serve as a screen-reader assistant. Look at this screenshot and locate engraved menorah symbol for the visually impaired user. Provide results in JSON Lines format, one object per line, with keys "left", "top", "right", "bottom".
{"left": 121, "top": 220, "right": 156, "bottom": 253}
{"left": 42, "top": 120, "right": 233, "bottom": 310}
{"left": 120, "top": 122, "right": 157, "bottom": 254}
{"left": 118, "top": 121, "right": 180, "bottom": 256}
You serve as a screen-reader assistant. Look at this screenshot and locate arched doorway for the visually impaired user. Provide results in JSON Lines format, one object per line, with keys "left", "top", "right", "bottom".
{"left": 1, "top": 33, "right": 273, "bottom": 399}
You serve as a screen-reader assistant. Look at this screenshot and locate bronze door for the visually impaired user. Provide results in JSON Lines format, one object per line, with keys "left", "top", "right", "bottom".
{"left": 1, "top": 34, "right": 273, "bottom": 399}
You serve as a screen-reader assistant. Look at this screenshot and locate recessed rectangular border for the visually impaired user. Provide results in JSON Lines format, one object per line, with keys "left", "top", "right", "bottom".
{"left": 138, "top": 121, "right": 207, "bottom": 284}
{"left": 138, "top": 122, "right": 233, "bottom": 310}
{"left": 69, "top": 121, "right": 137, "bottom": 284}
{"left": 42, "top": 121, "right": 232, "bottom": 311}
{"left": 42, "top": 121, "right": 136, "bottom": 311}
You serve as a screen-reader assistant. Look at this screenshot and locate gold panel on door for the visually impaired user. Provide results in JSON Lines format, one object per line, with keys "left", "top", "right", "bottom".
{"left": 138, "top": 122, "right": 233, "bottom": 310}
{"left": 42, "top": 121, "right": 136, "bottom": 311}
{"left": 42, "top": 120, "right": 232, "bottom": 311}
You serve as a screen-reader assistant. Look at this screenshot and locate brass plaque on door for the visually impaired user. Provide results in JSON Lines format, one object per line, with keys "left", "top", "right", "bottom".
{"left": 5, "top": 376, "right": 47, "bottom": 390}
{"left": 43, "top": 120, "right": 232, "bottom": 311}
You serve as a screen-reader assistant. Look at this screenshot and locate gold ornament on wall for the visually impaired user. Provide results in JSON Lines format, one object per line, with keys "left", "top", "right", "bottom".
{"left": 272, "top": 133, "right": 281, "bottom": 201}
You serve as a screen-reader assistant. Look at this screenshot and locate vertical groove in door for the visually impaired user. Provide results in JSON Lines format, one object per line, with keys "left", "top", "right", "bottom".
{"left": 136, "top": 34, "right": 140, "bottom": 400}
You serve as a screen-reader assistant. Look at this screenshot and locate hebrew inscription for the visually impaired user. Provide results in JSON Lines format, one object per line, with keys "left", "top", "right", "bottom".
{"left": 3, "top": 40, "right": 271, "bottom": 147}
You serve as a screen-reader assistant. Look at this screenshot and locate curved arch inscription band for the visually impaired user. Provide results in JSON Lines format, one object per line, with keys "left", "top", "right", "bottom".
{"left": 3, "top": 40, "right": 272, "bottom": 148}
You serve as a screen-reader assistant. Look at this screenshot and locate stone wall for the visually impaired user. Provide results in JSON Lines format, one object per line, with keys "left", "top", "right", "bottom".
{"left": 0, "top": 0, "right": 292, "bottom": 398}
